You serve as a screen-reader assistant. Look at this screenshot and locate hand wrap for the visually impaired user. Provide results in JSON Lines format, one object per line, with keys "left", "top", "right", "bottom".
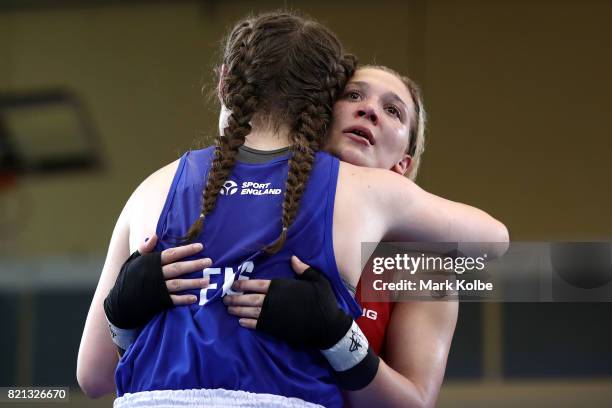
{"left": 104, "top": 251, "right": 172, "bottom": 350}
{"left": 256, "top": 267, "right": 379, "bottom": 390}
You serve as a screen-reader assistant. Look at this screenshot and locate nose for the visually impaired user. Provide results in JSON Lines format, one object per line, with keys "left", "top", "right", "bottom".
{"left": 356, "top": 105, "right": 378, "bottom": 125}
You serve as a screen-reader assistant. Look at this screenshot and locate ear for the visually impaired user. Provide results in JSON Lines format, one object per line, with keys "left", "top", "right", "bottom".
{"left": 390, "top": 154, "right": 412, "bottom": 176}
{"left": 217, "top": 64, "right": 227, "bottom": 103}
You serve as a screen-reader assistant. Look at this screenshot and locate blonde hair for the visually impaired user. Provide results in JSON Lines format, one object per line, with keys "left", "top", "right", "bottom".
{"left": 361, "top": 65, "right": 427, "bottom": 180}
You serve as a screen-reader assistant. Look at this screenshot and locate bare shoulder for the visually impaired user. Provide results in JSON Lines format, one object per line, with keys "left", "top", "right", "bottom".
{"left": 338, "top": 161, "right": 415, "bottom": 192}
{"left": 333, "top": 162, "right": 408, "bottom": 285}
{"left": 128, "top": 159, "right": 181, "bottom": 250}
{"left": 133, "top": 159, "right": 180, "bottom": 197}
{"left": 338, "top": 160, "right": 390, "bottom": 180}
{"left": 337, "top": 161, "right": 420, "bottom": 213}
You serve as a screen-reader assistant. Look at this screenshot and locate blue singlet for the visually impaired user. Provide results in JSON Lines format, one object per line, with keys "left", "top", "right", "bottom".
{"left": 115, "top": 147, "right": 361, "bottom": 407}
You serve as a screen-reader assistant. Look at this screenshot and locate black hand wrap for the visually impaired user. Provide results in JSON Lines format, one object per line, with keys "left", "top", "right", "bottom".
{"left": 256, "top": 267, "right": 380, "bottom": 390}
{"left": 256, "top": 267, "right": 352, "bottom": 349}
{"left": 104, "top": 250, "right": 172, "bottom": 329}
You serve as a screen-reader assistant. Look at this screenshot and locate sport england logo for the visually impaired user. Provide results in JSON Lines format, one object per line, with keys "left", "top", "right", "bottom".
{"left": 220, "top": 180, "right": 238, "bottom": 196}
{"left": 220, "top": 180, "right": 282, "bottom": 197}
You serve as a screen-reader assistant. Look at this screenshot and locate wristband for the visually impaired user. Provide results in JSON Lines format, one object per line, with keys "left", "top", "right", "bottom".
{"left": 321, "top": 320, "right": 380, "bottom": 390}
{"left": 331, "top": 346, "right": 380, "bottom": 390}
{"left": 255, "top": 266, "right": 379, "bottom": 389}
{"left": 106, "top": 316, "right": 139, "bottom": 352}
{"left": 321, "top": 320, "right": 369, "bottom": 371}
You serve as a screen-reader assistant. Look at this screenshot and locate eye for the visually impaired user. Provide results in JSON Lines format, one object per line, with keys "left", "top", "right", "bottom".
{"left": 345, "top": 90, "right": 362, "bottom": 100}
{"left": 385, "top": 105, "right": 402, "bottom": 119}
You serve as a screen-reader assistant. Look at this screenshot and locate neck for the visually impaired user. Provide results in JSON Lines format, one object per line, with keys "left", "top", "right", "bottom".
{"left": 243, "top": 123, "right": 291, "bottom": 151}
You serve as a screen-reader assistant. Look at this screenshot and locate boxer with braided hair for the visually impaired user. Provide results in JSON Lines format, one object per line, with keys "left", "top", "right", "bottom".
{"left": 80, "top": 11, "right": 360, "bottom": 408}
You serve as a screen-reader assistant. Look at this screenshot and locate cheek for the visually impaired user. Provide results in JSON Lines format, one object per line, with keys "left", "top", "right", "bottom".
{"left": 324, "top": 131, "right": 342, "bottom": 151}
{"left": 326, "top": 103, "right": 350, "bottom": 147}
{"left": 380, "top": 126, "right": 410, "bottom": 158}
{"left": 331, "top": 101, "right": 351, "bottom": 123}
{"left": 394, "top": 126, "right": 411, "bottom": 152}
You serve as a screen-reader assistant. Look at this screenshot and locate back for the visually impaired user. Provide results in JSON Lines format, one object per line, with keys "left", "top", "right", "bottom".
{"left": 116, "top": 147, "right": 361, "bottom": 408}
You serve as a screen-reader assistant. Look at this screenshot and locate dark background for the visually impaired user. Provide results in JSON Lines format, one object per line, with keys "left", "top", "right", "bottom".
{"left": 0, "top": 1, "right": 610, "bottom": 406}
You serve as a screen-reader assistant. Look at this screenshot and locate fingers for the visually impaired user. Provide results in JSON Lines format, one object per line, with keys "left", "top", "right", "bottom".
{"left": 291, "top": 256, "right": 321, "bottom": 282}
{"left": 162, "top": 258, "right": 212, "bottom": 279}
{"left": 161, "top": 243, "right": 204, "bottom": 265}
{"left": 224, "top": 293, "right": 264, "bottom": 329}
{"left": 170, "top": 294, "right": 199, "bottom": 306}
{"left": 166, "top": 277, "right": 210, "bottom": 293}
{"left": 168, "top": 276, "right": 210, "bottom": 305}
{"left": 227, "top": 306, "right": 261, "bottom": 319}
{"left": 231, "top": 279, "right": 271, "bottom": 294}
{"left": 290, "top": 255, "right": 310, "bottom": 275}
{"left": 223, "top": 293, "right": 265, "bottom": 307}
{"left": 238, "top": 318, "right": 257, "bottom": 329}
{"left": 138, "top": 234, "right": 158, "bottom": 254}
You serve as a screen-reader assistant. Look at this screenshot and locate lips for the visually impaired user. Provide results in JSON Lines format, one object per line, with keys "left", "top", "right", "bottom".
{"left": 342, "top": 125, "right": 375, "bottom": 146}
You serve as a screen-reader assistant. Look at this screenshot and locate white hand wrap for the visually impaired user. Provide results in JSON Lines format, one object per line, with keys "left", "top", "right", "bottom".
{"left": 106, "top": 317, "right": 139, "bottom": 351}
{"left": 321, "top": 320, "right": 369, "bottom": 371}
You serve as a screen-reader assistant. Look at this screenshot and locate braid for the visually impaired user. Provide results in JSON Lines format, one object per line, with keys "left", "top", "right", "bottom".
{"left": 264, "top": 103, "right": 321, "bottom": 254}
{"left": 264, "top": 57, "right": 356, "bottom": 254}
{"left": 326, "top": 55, "right": 357, "bottom": 104}
{"left": 186, "top": 12, "right": 357, "bottom": 250}
{"left": 184, "top": 27, "right": 258, "bottom": 242}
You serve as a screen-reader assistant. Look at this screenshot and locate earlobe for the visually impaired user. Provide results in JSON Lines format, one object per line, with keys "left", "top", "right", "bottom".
{"left": 391, "top": 155, "right": 412, "bottom": 176}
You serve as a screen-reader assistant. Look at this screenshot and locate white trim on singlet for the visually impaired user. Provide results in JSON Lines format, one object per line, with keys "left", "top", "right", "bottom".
{"left": 114, "top": 388, "right": 324, "bottom": 408}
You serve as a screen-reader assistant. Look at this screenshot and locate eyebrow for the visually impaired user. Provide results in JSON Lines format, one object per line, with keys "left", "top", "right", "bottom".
{"left": 348, "top": 81, "right": 409, "bottom": 111}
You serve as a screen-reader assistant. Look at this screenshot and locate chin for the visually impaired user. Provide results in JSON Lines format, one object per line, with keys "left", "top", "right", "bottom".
{"left": 324, "top": 138, "right": 371, "bottom": 167}
{"left": 337, "top": 149, "right": 371, "bottom": 167}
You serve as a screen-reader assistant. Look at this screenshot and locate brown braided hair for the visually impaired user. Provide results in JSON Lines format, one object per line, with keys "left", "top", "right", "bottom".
{"left": 184, "top": 11, "right": 356, "bottom": 255}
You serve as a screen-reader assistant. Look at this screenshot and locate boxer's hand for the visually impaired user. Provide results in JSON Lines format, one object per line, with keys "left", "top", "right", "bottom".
{"left": 223, "top": 256, "right": 302, "bottom": 329}
{"left": 104, "top": 234, "right": 212, "bottom": 330}
{"left": 225, "top": 255, "right": 379, "bottom": 390}
{"left": 225, "top": 256, "right": 352, "bottom": 349}
{"left": 142, "top": 235, "right": 212, "bottom": 306}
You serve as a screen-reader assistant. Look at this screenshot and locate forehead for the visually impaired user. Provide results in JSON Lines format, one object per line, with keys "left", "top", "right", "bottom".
{"left": 350, "top": 68, "right": 415, "bottom": 111}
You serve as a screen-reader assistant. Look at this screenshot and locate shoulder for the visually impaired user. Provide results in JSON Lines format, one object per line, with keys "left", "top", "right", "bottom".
{"left": 131, "top": 159, "right": 181, "bottom": 205}
{"left": 126, "top": 158, "right": 182, "bottom": 248}
{"left": 335, "top": 161, "right": 428, "bottom": 244}
{"left": 130, "top": 146, "right": 215, "bottom": 209}
{"left": 337, "top": 161, "right": 419, "bottom": 207}
{"left": 338, "top": 161, "right": 411, "bottom": 185}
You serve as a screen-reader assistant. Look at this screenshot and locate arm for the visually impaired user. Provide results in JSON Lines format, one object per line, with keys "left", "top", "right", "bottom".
{"left": 226, "top": 258, "right": 459, "bottom": 405}
{"left": 341, "top": 163, "right": 509, "bottom": 258}
{"left": 345, "top": 300, "right": 458, "bottom": 408}
{"left": 76, "top": 198, "right": 131, "bottom": 398}
{"left": 76, "top": 160, "right": 179, "bottom": 398}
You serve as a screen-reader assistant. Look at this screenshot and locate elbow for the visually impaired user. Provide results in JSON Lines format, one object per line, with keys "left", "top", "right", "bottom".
{"left": 489, "top": 221, "right": 510, "bottom": 259}
{"left": 77, "top": 368, "right": 113, "bottom": 399}
{"left": 409, "top": 381, "right": 438, "bottom": 408}
{"left": 411, "top": 391, "right": 435, "bottom": 408}
{"left": 76, "top": 334, "right": 118, "bottom": 398}
{"left": 420, "top": 388, "right": 442, "bottom": 408}
{"left": 499, "top": 223, "right": 510, "bottom": 244}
